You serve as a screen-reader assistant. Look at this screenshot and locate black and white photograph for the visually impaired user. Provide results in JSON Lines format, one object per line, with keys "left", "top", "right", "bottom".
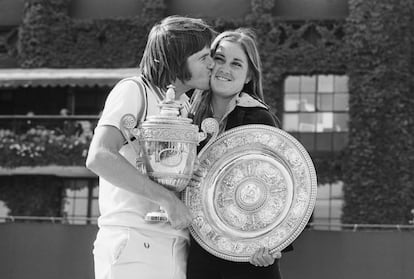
{"left": 0, "top": 1, "right": 413, "bottom": 278}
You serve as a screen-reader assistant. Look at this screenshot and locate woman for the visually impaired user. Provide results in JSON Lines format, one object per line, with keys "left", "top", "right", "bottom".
{"left": 188, "top": 28, "right": 291, "bottom": 279}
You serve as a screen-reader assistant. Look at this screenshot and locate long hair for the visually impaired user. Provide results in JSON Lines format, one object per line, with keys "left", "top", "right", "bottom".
{"left": 192, "top": 28, "right": 264, "bottom": 127}
{"left": 139, "top": 16, "right": 216, "bottom": 89}
{"left": 211, "top": 28, "right": 264, "bottom": 101}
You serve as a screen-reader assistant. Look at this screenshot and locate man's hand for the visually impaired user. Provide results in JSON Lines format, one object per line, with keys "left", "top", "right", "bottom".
{"left": 249, "top": 248, "right": 281, "bottom": 267}
{"left": 163, "top": 192, "right": 193, "bottom": 230}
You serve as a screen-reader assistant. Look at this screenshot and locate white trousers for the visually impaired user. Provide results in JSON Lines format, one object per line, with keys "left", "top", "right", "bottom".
{"left": 93, "top": 226, "right": 188, "bottom": 279}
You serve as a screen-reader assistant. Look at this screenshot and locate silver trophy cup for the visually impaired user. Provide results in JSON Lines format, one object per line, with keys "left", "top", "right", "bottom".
{"left": 121, "top": 85, "right": 218, "bottom": 223}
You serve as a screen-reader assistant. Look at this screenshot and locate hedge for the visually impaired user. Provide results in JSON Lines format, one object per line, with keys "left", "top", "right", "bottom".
{"left": 341, "top": 0, "right": 414, "bottom": 224}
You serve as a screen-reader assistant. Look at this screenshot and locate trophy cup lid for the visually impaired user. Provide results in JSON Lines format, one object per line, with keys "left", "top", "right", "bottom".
{"left": 143, "top": 85, "right": 194, "bottom": 126}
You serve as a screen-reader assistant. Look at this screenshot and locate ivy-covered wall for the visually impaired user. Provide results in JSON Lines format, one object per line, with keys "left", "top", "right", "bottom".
{"left": 17, "top": 0, "right": 348, "bottom": 183}
{"left": 6, "top": 0, "right": 414, "bottom": 223}
{"left": 18, "top": 0, "right": 165, "bottom": 67}
{"left": 342, "top": 0, "right": 414, "bottom": 224}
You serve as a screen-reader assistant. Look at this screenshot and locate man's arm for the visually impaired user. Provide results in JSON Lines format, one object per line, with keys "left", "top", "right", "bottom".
{"left": 86, "top": 125, "right": 192, "bottom": 230}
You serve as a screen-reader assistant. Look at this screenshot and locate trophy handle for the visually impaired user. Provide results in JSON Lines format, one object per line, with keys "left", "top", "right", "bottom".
{"left": 120, "top": 114, "right": 146, "bottom": 172}
{"left": 198, "top": 117, "right": 219, "bottom": 155}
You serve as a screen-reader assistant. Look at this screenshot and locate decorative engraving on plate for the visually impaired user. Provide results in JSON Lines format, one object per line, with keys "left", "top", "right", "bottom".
{"left": 215, "top": 159, "right": 288, "bottom": 232}
{"left": 184, "top": 125, "right": 317, "bottom": 262}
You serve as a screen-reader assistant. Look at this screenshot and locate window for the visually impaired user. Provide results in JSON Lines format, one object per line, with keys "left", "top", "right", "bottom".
{"left": 63, "top": 179, "right": 99, "bottom": 224}
{"left": 69, "top": 0, "right": 143, "bottom": 19}
{"left": 272, "top": 0, "right": 349, "bottom": 20}
{"left": 0, "top": 201, "right": 9, "bottom": 222}
{"left": 283, "top": 74, "right": 349, "bottom": 229}
{"left": 0, "top": 87, "right": 108, "bottom": 115}
{"left": 0, "top": 0, "right": 24, "bottom": 26}
{"left": 312, "top": 181, "right": 344, "bottom": 230}
{"left": 167, "top": 0, "right": 250, "bottom": 19}
{"left": 283, "top": 75, "right": 349, "bottom": 152}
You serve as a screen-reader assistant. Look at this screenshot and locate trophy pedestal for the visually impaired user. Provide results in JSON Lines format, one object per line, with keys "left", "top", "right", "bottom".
{"left": 144, "top": 209, "right": 168, "bottom": 223}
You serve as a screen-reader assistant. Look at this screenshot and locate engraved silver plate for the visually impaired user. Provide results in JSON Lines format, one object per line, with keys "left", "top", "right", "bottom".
{"left": 182, "top": 125, "right": 317, "bottom": 262}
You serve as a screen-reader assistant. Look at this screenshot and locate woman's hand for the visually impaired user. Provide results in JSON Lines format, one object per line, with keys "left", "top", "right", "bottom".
{"left": 249, "top": 248, "right": 282, "bottom": 267}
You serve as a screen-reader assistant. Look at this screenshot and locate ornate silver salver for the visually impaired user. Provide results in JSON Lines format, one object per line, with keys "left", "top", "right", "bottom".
{"left": 183, "top": 125, "right": 317, "bottom": 262}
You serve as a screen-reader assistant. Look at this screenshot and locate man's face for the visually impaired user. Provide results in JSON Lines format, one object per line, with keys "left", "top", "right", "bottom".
{"left": 183, "top": 46, "right": 214, "bottom": 91}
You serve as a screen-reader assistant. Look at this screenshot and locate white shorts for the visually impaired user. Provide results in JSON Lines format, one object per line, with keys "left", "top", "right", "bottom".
{"left": 93, "top": 226, "right": 189, "bottom": 279}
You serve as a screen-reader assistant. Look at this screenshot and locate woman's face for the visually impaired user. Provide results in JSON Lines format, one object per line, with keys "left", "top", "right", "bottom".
{"left": 210, "top": 40, "right": 250, "bottom": 98}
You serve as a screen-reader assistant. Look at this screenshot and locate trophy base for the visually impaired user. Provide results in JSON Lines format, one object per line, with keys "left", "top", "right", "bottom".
{"left": 144, "top": 210, "right": 168, "bottom": 223}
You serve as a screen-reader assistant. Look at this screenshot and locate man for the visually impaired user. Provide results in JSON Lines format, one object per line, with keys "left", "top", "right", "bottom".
{"left": 86, "top": 16, "right": 215, "bottom": 279}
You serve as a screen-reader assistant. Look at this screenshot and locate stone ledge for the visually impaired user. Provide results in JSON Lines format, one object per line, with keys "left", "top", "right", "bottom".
{"left": 0, "top": 166, "right": 96, "bottom": 178}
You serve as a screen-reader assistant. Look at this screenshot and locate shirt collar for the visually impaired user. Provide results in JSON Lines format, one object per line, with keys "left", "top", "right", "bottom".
{"left": 179, "top": 93, "right": 189, "bottom": 103}
{"left": 236, "top": 92, "right": 268, "bottom": 109}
